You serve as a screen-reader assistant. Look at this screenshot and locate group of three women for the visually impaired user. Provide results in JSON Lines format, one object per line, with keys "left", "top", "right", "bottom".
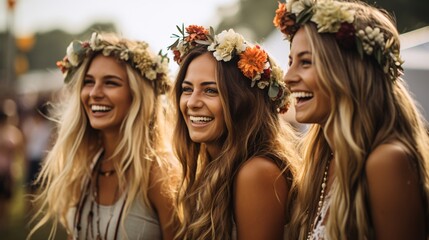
{"left": 30, "top": 0, "right": 429, "bottom": 239}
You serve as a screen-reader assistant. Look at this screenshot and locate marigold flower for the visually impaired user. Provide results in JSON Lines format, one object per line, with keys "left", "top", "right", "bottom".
{"left": 238, "top": 46, "right": 268, "bottom": 79}
{"left": 273, "top": 2, "right": 287, "bottom": 27}
{"left": 185, "top": 25, "right": 209, "bottom": 43}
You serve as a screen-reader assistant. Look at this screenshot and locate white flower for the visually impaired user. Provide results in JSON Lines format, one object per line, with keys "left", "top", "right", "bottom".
{"left": 312, "top": 0, "right": 355, "bottom": 33}
{"left": 155, "top": 56, "right": 169, "bottom": 74}
{"left": 145, "top": 69, "right": 157, "bottom": 80}
{"left": 119, "top": 50, "right": 129, "bottom": 61}
{"left": 257, "top": 81, "right": 270, "bottom": 89}
{"left": 66, "top": 42, "right": 79, "bottom": 66}
{"left": 89, "top": 32, "right": 103, "bottom": 51}
{"left": 102, "top": 46, "right": 115, "bottom": 56}
{"left": 209, "top": 29, "right": 247, "bottom": 62}
{"left": 291, "top": 0, "right": 313, "bottom": 15}
{"left": 271, "top": 65, "right": 284, "bottom": 83}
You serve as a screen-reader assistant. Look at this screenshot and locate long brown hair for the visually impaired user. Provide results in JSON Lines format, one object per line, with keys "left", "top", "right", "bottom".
{"left": 172, "top": 45, "right": 300, "bottom": 239}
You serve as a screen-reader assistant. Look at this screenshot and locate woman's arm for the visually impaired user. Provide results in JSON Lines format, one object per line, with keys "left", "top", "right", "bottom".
{"left": 233, "top": 157, "right": 288, "bottom": 240}
{"left": 366, "top": 143, "right": 426, "bottom": 240}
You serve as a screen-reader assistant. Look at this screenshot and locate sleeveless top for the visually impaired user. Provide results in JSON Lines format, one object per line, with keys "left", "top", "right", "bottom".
{"left": 66, "top": 150, "right": 161, "bottom": 240}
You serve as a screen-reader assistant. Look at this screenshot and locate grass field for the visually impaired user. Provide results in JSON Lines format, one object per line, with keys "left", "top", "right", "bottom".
{"left": 0, "top": 156, "right": 67, "bottom": 240}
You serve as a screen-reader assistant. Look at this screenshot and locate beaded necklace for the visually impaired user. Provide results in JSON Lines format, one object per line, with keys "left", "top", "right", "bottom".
{"left": 307, "top": 158, "right": 331, "bottom": 240}
{"left": 73, "top": 153, "right": 127, "bottom": 240}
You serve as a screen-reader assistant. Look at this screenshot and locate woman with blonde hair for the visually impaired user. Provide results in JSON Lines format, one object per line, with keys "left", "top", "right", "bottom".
{"left": 168, "top": 25, "right": 300, "bottom": 240}
{"left": 29, "top": 32, "right": 177, "bottom": 240}
{"left": 274, "top": 0, "right": 429, "bottom": 239}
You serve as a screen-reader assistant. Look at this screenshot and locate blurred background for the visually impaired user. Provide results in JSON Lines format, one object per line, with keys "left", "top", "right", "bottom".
{"left": 0, "top": 0, "right": 428, "bottom": 239}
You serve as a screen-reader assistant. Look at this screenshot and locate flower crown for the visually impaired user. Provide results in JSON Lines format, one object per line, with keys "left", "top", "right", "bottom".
{"left": 273, "top": 0, "right": 404, "bottom": 81}
{"left": 56, "top": 32, "right": 171, "bottom": 94}
{"left": 168, "top": 24, "right": 290, "bottom": 113}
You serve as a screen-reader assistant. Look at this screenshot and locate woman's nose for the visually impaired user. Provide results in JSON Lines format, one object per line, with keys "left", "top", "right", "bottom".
{"left": 284, "top": 66, "right": 298, "bottom": 86}
{"left": 89, "top": 83, "right": 104, "bottom": 98}
{"left": 186, "top": 92, "right": 203, "bottom": 109}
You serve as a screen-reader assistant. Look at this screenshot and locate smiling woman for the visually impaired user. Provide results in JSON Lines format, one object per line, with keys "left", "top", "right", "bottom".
{"left": 28, "top": 32, "right": 179, "bottom": 240}
{"left": 169, "top": 25, "right": 301, "bottom": 240}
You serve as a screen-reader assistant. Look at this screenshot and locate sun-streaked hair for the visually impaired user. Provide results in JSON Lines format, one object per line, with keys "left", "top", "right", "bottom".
{"left": 171, "top": 45, "right": 301, "bottom": 240}
{"left": 28, "top": 32, "right": 176, "bottom": 239}
{"left": 286, "top": 3, "right": 429, "bottom": 240}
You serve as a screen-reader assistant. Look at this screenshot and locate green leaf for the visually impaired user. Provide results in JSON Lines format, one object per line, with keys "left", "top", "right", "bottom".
{"left": 177, "top": 24, "right": 184, "bottom": 35}
{"left": 296, "top": 7, "right": 313, "bottom": 24}
{"left": 268, "top": 83, "right": 280, "bottom": 99}
{"left": 375, "top": 49, "right": 382, "bottom": 65}
{"left": 355, "top": 38, "right": 364, "bottom": 59}
{"left": 167, "top": 39, "right": 179, "bottom": 50}
{"left": 210, "top": 26, "right": 215, "bottom": 37}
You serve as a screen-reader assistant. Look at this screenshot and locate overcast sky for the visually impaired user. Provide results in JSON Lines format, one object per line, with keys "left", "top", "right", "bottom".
{"left": 0, "top": 0, "right": 238, "bottom": 53}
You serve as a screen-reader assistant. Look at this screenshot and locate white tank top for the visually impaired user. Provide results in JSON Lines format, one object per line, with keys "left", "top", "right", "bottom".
{"left": 67, "top": 150, "right": 161, "bottom": 240}
{"left": 67, "top": 192, "right": 161, "bottom": 240}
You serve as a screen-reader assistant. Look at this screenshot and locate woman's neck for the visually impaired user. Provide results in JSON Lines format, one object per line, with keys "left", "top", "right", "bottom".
{"left": 205, "top": 143, "right": 222, "bottom": 161}
{"left": 101, "top": 131, "right": 120, "bottom": 162}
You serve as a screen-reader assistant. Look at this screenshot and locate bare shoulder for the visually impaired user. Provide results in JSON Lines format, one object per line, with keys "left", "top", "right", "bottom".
{"left": 365, "top": 142, "right": 425, "bottom": 239}
{"left": 235, "top": 156, "right": 283, "bottom": 186}
{"left": 233, "top": 157, "right": 287, "bottom": 239}
{"left": 365, "top": 142, "right": 413, "bottom": 179}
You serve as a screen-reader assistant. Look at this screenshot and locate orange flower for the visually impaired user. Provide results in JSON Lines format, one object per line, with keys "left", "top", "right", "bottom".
{"left": 185, "top": 25, "right": 209, "bottom": 43}
{"left": 238, "top": 46, "right": 268, "bottom": 79}
{"left": 173, "top": 50, "right": 181, "bottom": 63}
{"left": 273, "top": 2, "right": 286, "bottom": 27}
{"left": 273, "top": 2, "right": 299, "bottom": 38}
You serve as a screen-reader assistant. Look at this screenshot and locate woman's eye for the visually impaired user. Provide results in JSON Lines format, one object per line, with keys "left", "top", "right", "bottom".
{"left": 106, "top": 80, "right": 120, "bottom": 86}
{"left": 83, "top": 79, "right": 94, "bottom": 85}
{"left": 182, "top": 86, "right": 193, "bottom": 93}
{"left": 205, "top": 88, "right": 218, "bottom": 94}
{"left": 302, "top": 59, "right": 312, "bottom": 66}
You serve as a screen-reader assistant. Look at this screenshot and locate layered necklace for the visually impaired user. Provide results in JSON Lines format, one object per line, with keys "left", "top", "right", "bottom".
{"left": 73, "top": 154, "right": 127, "bottom": 240}
{"left": 307, "top": 158, "right": 331, "bottom": 240}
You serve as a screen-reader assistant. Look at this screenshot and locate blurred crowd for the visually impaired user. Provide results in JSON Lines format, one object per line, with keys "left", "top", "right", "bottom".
{"left": 0, "top": 91, "right": 54, "bottom": 233}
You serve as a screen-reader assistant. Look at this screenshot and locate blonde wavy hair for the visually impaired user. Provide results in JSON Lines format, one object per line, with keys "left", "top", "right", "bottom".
{"left": 287, "top": 3, "right": 429, "bottom": 240}
{"left": 28, "top": 33, "right": 176, "bottom": 239}
{"left": 171, "top": 46, "right": 300, "bottom": 239}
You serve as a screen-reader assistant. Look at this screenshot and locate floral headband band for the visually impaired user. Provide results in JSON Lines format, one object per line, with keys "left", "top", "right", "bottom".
{"left": 168, "top": 24, "right": 290, "bottom": 113}
{"left": 273, "top": 0, "right": 404, "bottom": 81}
{"left": 56, "top": 32, "right": 171, "bottom": 94}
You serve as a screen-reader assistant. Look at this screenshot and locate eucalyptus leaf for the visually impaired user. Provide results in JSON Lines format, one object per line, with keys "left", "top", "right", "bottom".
{"left": 297, "top": 7, "right": 313, "bottom": 24}
{"left": 375, "top": 49, "right": 382, "bottom": 65}
{"left": 268, "top": 83, "right": 280, "bottom": 99}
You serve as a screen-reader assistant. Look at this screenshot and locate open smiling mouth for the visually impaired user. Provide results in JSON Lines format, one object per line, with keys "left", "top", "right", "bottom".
{"left": 91, "top": 105, "right": 112, "bottom": 113}
{"left": 291, "top": 92, "right": 314, "bottom": 104}
{"left": 189, "top": 116, "right": 214, "bottom": 123}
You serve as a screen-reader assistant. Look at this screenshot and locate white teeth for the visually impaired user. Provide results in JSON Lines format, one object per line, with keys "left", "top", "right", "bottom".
{"left": 91, "top": 105, "right": 112, "bottom": 112}
{"left": 291, "top": 92, "right": 313, "bottom": 98}
{"left": 190, "top": 116, "right": 213, "bottom": 123}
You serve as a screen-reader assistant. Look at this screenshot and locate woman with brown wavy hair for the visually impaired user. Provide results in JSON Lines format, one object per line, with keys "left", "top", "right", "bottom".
{"left": 168, "top": 25, "right": 300, "bottom": 240}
